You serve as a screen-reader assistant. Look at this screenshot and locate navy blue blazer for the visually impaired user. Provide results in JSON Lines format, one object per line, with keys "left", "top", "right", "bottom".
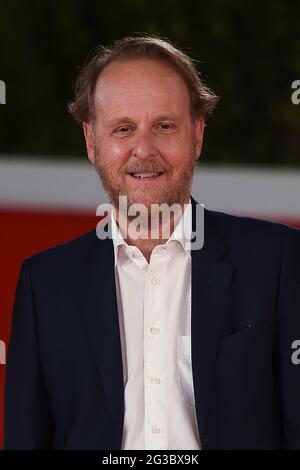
{"left": 4, "top": 195, "right": 300, "bottom": 449}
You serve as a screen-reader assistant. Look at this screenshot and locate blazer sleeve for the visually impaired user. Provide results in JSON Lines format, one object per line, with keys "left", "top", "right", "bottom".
{"left": 4, "top": 258, "right": 54, "bottom": 449}
{"left": 277, "top": 226, "right": 300, "bottom": 449}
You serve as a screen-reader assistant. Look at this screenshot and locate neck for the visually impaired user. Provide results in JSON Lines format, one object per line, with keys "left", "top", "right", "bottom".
{"left": 113, "top": 195, "right": 190, "bottom": 262}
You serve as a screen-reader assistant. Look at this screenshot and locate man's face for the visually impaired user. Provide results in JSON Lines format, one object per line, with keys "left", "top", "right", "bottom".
{"left": 83, "top": 58, "right": 204, "bottom": 211}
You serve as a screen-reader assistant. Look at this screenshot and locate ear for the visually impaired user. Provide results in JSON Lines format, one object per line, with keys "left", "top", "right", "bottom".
{"left": 83, "top": 122, "right": 96, "bottom": 165}
{"left": 194, "top": 116, "right": 205, "bottom": 162}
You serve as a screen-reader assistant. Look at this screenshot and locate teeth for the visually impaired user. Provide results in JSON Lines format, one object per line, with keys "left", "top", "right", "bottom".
{"left": 132, "top": 172, "right": 161, "bottom": 179}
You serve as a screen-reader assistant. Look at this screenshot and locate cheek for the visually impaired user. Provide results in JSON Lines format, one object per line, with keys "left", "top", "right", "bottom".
{"left": 99, "top": 139, "right": 130, "bottom": 167}
{"left": 158, "top": 138, "right": 192, "bottom": 166}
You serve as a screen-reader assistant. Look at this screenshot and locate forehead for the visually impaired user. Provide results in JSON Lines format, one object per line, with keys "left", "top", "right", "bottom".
{"left": 93, "top": 58, "right": 191, "bottom": 119}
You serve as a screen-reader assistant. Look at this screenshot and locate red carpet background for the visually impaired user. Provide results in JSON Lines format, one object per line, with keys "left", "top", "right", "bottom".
{"left": 0, "top": 208, "right": 98, "bottom": 449}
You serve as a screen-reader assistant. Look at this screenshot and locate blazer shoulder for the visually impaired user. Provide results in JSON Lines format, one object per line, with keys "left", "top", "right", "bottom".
{"left": 23, "top": 228, "right": 102, "bottom": 272}
{"left": 206, "top": 208, "right": 300, "bottom": 242}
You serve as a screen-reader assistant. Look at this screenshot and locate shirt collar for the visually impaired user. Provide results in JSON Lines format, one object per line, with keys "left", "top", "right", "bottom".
{"left": 111, "top": 197, "right": 192, "bottom": 267}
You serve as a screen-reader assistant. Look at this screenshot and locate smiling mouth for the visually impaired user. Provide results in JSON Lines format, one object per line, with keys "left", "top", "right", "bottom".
{"left": 128, "top": 172, "right": 164, "bottom": 179}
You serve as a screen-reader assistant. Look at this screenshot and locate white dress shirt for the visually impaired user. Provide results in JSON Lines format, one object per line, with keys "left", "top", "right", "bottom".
{"left": 110, "top": 197, "right": 201, "bottom": 450}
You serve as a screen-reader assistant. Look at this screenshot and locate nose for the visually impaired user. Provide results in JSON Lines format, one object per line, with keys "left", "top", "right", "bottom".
{"left": 131, "top": 128, "right": 157, "bottom": 160}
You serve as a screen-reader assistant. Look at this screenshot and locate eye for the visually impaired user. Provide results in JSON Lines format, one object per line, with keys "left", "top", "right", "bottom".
{"left": 157, "top": 122, "right": 176, "bottom": 132}
{"left": 114, "top": 125, "right": 133, "bottom": 135}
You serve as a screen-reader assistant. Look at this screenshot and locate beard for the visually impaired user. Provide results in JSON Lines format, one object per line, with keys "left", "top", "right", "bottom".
{"left": 94, "top": 151, "right": 196, "bottom": 212}
{"left": 95, "top": 147, "right": 195, "bottom": 238}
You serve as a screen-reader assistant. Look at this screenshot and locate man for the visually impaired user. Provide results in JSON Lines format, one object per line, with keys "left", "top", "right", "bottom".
{"left": 4, "top": 35, "right": 300, "bottom": 450}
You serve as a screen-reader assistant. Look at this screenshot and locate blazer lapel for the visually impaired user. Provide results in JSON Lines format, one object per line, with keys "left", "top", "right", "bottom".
{"left": 78, "top": 228, "right": 125, "bottom": 441}
{"left": 190, "top": 196, "right": 235, "bottom": 442}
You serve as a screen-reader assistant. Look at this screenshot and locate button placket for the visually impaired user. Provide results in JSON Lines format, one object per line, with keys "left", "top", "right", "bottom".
{"left": 144, "top": 257, "right": 167, "bottom": 450}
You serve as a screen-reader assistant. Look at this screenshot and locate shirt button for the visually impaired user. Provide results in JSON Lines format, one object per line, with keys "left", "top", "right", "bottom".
{"left": 151, "top": 277, "right": 160, "bottom": 285}
{"left": 152, "top": 426, "right": 161, "bottom": 434}
{"left": 151, "top": 377, "right": 161, "bottom": 384}
{"left": 150, "top": 327, "right": 160, "bottom": 335}
{"left": 126, "top": 249, "right": 134, "bottom": 257}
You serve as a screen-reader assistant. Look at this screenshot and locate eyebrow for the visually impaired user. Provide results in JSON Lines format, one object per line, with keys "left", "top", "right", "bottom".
{"left": 108, "top": 117, "right": 134, "bottom": 127}
{"left": 108, "top": 114, "right": 181, "bottom": 128}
